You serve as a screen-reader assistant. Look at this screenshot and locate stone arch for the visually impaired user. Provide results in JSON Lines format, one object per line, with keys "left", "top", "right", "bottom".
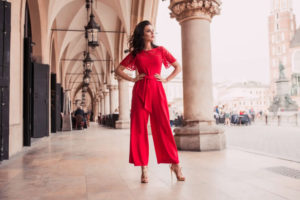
{"left": 50, "top": 39, "right": 56, "bottom": 74}
{"left": 49, "top": 0, "right": 120, "bottom": 64}
{"left": 62, "top": 50, "right": 103, "bottom": 92}
{"left": 27, "top": 0, "right": 43, "bottom": 62}
{"left": 72, "top": 83, "right": 94, "bottom": 111}
{"left": 49, "top": 2, "right": 116, "bottom": 93}
{"left": 130, "top": 0, "right": 159, "bottom": 33}
{"left": 62, "top": 39, "right": 106, "bottom": 88}
{"left": 26, "top": 0, "right": 50, "bottom": 63}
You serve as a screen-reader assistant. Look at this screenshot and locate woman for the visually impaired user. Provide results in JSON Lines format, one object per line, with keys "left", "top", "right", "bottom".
{"left": 116, "top": 20, "right": 185, "bottom": 183}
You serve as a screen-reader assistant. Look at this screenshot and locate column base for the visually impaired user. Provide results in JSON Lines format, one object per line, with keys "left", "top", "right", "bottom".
{"left": 62, "top": 114, "right": 72, "bottom": 131}
{"left": 174, "top": 123, "right": 226, "bottom": 151}
{"left": 115, "top": 120, "right": 130, "bottom": 129}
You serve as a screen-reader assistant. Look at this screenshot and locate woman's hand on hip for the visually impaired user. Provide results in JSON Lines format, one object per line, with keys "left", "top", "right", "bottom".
{"left": 133, "top": 73, "right": 146, "bottom": 82}
{"left": 154, "top": 74, "right": 167, "bottom": 83}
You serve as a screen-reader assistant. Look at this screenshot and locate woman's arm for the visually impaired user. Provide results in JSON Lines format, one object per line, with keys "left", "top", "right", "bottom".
{"left": 115, "top": 64, "right": 145, "bottom": 82}
{"left": 154, "top": 61, "right": 182, "bottom": 83}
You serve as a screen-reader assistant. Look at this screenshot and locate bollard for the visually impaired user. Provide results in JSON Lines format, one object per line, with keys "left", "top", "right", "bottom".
{"left": 278, "top": 115, "right": 280, "bottom": 126}
{"left": 265, "top": 115, "right": 268, "bottom": 125}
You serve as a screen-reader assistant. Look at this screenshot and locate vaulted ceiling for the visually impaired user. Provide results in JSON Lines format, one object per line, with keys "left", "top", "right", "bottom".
{"left": 27, "top": 0, "right": 159, "bottom": 105}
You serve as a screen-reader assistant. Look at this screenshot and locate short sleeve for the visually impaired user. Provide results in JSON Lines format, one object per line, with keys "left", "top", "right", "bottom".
{"left": 160, "top": 46, "right": 176, "bottom": 69}
{"left": 120, "top": 52, "right": 136, "bottom": 71}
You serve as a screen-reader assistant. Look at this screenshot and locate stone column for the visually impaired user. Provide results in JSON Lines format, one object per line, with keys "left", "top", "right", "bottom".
{"left": 103, "top": 90, "right": 110, "bottom": 115}
{"left": 169, "top": 0, "right": 225, "bottom": 151}
{"left": 62, "top": 90, "right": 72, "bottom": 131}
{"left": 108, "top": 85, "right": 119, "bottom": 113}
{"left": 93, "top": 98, "right": 99, "bottom": 121}
{"left": 98, "top": 100, "right": 101, "bottom": 114}
{"left": 115, "top": 79, "right": 130, "bottom": 129}
{"left": 100, "top": 95, "right": 104, "bottom": 115}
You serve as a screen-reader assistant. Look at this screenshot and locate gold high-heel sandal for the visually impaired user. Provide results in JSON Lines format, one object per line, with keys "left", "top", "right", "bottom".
{"left": 170, "top": 164, "right": 185, "bottom": 181}
{"left": 141, "top": 166, "right": 148, "bottom": 183}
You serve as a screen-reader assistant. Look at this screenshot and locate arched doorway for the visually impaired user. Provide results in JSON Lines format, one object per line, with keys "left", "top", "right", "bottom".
{"left": 23, "top": 1, "right": 50, "bottom": 146}
{"left": 0, "top": 0, "right": 11, "bottom": 160}
{"left": 23, "top": 1, "right": 33, "bottom": 146}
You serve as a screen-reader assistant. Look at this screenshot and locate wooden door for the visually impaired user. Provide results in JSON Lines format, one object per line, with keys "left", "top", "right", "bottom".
{"left": 0, "top": 1, "right": 10, "bottom": 160}
{"left": 32, "top": 63, "right": 49, "bottom": 138}
{"left": 56, "top": 83, "right": 62, "bottom": 131}
{"left": 23, "top": 2, "right": 33, "bottom": 146}
{"left": 23, "top": 37, "right": 33, "bottom": 146}
{"left": 51, "top": 73, "right": 56, "bottom": 133}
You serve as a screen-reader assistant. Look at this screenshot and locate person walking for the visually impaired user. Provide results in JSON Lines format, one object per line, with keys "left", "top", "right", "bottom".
{"left": 224, "top": 110, "right": 231, "bottom": 126}
{"left": 116, "top": 20, "right": 185, "bottom": 183}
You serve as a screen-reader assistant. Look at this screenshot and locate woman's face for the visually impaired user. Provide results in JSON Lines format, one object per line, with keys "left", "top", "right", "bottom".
{"left": 143, "top": 25, "right": 154, "bottom": 43}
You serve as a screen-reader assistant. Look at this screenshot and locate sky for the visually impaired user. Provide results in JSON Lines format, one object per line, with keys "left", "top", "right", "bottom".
{"left": 156, "top": 0, "right": 300, "bottom": 84}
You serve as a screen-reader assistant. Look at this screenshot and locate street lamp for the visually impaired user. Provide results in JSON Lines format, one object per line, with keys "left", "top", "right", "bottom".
{"left": 82, "top": 83, "right": 89, "bottom": 92}
{"left": 85, "top": 0, "right": 100, "bottom": 48}
{"left": 83, "top": 73, "right": 90, "bottom": 85}
{"left": 83, "top": 51, "right": 93, "bottom": 73}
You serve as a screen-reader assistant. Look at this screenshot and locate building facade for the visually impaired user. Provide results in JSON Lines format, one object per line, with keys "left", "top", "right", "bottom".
{"left": 214, "top": 81, "right": 271, "bottom": 114}
{"left": 269, "top": 0, "right": 300, "bottom": 105}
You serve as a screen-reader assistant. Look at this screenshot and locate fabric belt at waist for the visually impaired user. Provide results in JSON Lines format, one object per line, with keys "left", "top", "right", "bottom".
{"left": 138, "top": 75, "right": 156, "bottom": 113}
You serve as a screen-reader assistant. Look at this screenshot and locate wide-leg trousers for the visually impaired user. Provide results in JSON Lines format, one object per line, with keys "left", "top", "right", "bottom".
{"left": 129, "top": 80, "right": 179, "bottom": 166}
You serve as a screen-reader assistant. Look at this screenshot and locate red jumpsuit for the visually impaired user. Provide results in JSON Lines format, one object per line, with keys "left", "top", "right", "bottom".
{"left": 120, "top": 46, "right": 179, "bottom": 166}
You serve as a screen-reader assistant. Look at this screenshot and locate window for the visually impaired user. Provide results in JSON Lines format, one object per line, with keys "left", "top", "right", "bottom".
{"left": 293, "top": 50, "right": 300, "bottom": 73}
{"left": 281, "top": 0, "right": 287, "bottom": 9}
{"left": 282, "top": 45, "right": 286, "bottom": 53}
{"left": 282, "top": 32, "right": 285, "bottom": 40}
{"left": 276, "top": 34, "right": 280, "bottom": 42}
{"left": 275, "top": 0, "right": 279, "bottom": 9}
{"left": 283, "top": 56, "right": 287, "bottom": 64}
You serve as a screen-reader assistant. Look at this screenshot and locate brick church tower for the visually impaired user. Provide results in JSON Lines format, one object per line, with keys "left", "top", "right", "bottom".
{"left": 268, "top": 0, "right": 297, "bottom": 97}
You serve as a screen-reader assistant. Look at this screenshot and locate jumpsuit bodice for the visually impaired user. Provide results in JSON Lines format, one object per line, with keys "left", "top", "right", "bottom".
{"left": 120, "top": 46, "right": 176, "bottom": 75}
{"left": 120, "top": 46, "right": 176, "bottom": 113}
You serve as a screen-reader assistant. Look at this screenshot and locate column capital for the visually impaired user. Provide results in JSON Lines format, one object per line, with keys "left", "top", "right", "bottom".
{"left": 107, "top": 84, "right": 118, "bottom": 91}
{"left": 169, "top": 0, "right": 221, "bottom": 23}
{"left": 103, "top": 90, "right": 109, "bottom": 96}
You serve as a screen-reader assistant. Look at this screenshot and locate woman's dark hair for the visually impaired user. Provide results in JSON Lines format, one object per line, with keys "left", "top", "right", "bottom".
{"left": 129, "top": 20, "right": 158, "bottom": 57}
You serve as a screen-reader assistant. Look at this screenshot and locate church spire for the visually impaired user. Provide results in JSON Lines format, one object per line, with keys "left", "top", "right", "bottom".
{"left": 271, "top": 0, "right": 293, "bottom": 13}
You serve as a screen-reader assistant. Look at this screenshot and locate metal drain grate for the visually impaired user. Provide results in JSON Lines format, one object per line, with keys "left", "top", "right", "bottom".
{"left": 266, "top": 166, "right": 300, "bottom": 179}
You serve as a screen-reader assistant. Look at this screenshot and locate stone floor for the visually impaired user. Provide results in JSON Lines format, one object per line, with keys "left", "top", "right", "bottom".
{"left": 225, "top": 125, "right": 300, "bottom": 162}
{"left": 0, "top": 123, "right": 300, "bottom": 200}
